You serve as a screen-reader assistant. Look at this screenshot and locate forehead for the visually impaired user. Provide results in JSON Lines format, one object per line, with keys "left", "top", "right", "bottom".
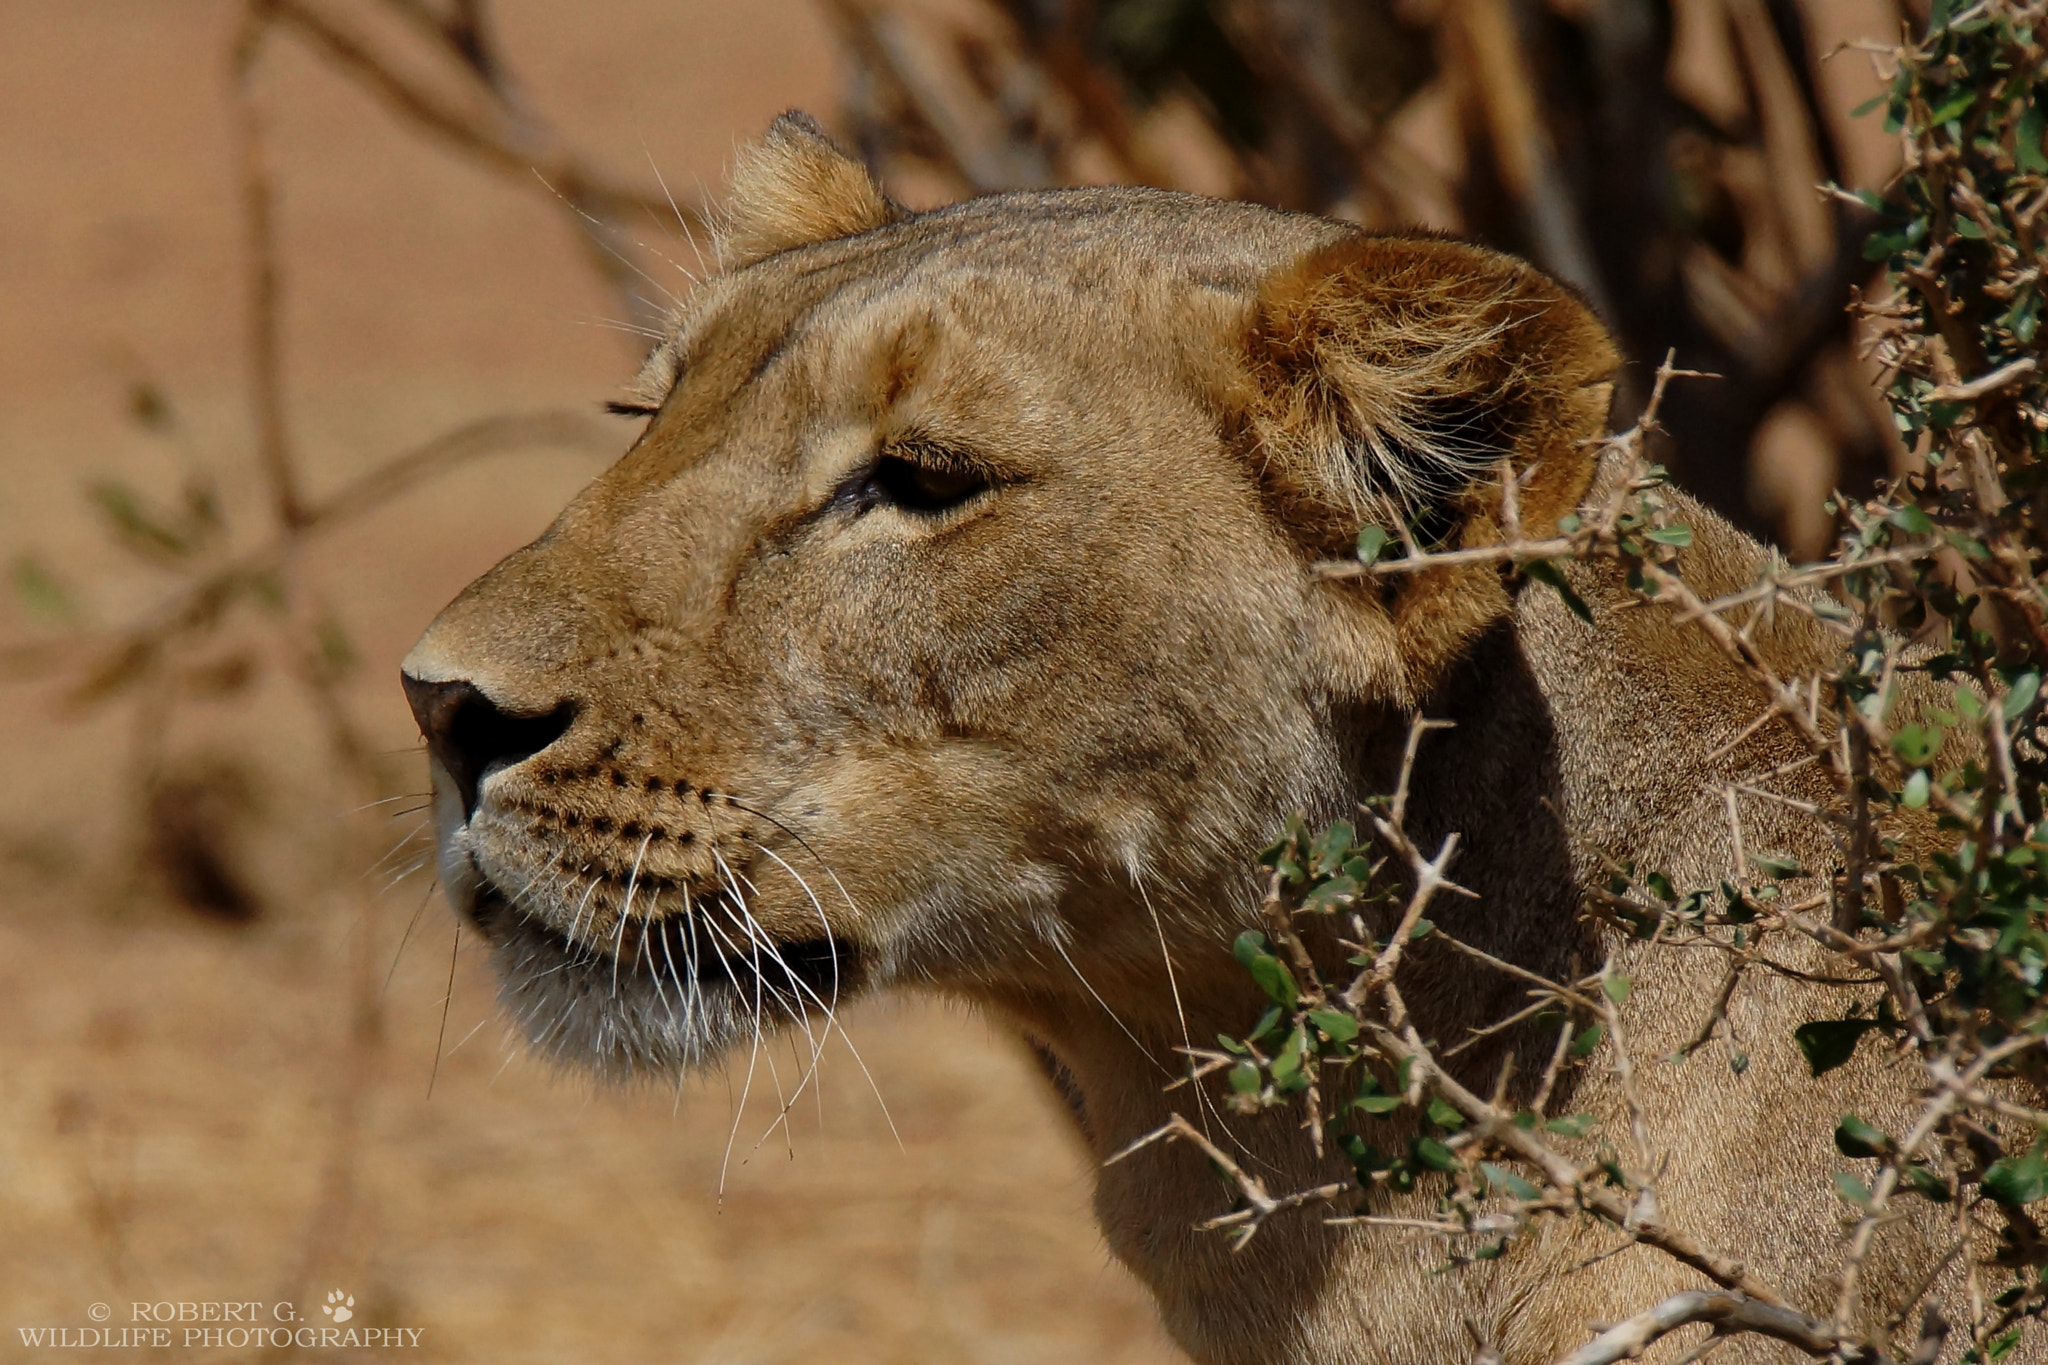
{"left": 631, "top": 188, "right": 1343, "bottom": 402}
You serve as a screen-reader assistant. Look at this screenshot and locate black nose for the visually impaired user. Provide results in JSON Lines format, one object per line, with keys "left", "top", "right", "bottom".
{"left": 401, "top": 675, "right": 575, "bottom": 820}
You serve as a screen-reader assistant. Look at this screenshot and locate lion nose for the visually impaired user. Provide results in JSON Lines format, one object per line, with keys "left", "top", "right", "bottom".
{"left": 401, "top": 675, "right": 575, "bottom": 820}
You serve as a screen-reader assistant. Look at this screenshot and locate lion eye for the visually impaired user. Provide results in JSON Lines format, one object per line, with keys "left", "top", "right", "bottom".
{"left": 869, "top": 454, "right": 988, "bottom": 514}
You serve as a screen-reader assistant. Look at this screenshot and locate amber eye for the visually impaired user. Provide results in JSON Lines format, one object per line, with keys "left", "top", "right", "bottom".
{"left": 868, "top": 454, "right": 988, "bottom": 514}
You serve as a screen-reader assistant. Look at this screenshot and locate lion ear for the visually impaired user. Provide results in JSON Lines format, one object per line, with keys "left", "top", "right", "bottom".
{"left": 1244, "top": 234, "right": 1618, "bottom": 559}
{"left": 1239, "top": 235, "right": 1620, "bottom": 705}
{"left": 719, "top": 112, "right": 905, "bottom": 269}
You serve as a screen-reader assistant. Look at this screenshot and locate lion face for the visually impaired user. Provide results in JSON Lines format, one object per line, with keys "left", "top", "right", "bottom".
{"left": 401, "top": 115, "right": 1616, "bottom": 1079}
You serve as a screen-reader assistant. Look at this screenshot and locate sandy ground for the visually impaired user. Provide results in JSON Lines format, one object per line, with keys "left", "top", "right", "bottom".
{"left": 0, "top": 4, "right": 1181, "bottom": 1361}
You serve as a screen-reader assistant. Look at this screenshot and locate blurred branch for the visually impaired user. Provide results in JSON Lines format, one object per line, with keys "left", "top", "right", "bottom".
{"left": 824, "top": 0, "right": 1055, "bottom": 190}
{"left": 250, "top": 0, "right": 700, "bottom": 333}
{"left": 1448, "top": 0, "right": 1613, "bottom": 318}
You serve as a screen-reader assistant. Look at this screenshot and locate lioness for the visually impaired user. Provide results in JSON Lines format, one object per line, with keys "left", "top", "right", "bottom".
{"left": 402, "top": 114, "right": 1943, "bottom": 1363}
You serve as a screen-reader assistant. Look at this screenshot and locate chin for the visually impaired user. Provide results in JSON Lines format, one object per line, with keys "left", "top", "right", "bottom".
{"left": 458, "top": 867, "right": 862, "bottom": 1082}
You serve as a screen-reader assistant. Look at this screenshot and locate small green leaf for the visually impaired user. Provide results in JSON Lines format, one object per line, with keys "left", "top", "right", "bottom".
{"left": 1426, "top": 1097, "right": 1466, "bottom": 1131}
{"left": 1833, "top": 1171, "right": 1873, "bottom": 1209}
{"left": 1309, "top": 1009, "right": 1359, "bottom": 1042}
{"left": 1902, "top": 769, "right": 1931, "bottom": 808}
{"left": 1269, "top": 1024, "right": 1309, "bottom": 1080}
{"left": 1480, "top": 1163, "right": 1543, "bottom": 1201}
{"left": 1358, "top": 526, "right": 1390, "bottom": 563}
{"left": 1524, "top": 558, "right": 1594, "bottom": 624}
{"left": 1412, "top": 1136, "right": 1460, "bottom": 1172}
{"left": 1793, "top": 1018, "right": 1877, "bottom": 1077}
{"left": 10, "top": 556, "right": 77, "bottom": 623}
{"left": 1902, "top": 1164, "right": 1952, "bottom": 1201}
{"left": 1891, "top": 724, "right": 1946, "bottom": 766}
{"left": 1569, "top": 1023, "right": 1606, "bottom": 1058}
{"left": 1984, "top": 1148, "right": 2048, "bottom": 1207}
{"left": 1602, "top": 975, "right": 1632, "bottom": 1004}
{"left": 1644, "top": 524, "right": 1693, "bottom": 548}
{"left": 1301, "top": 876, "right": 1360, "bottom": 913}
{"left": 1751, "top": 852, "right": 1805, "bottom": 880}
{"left": 2003, "top": 672, "right": 2041, "bottom": 724}
{"left": 1228, "top": 1060, "right": 1262, "bottom": 1095}
{"left": 1888, "top": 504, "right": 1933, "bottom": 535}
{"left": 1945, "top": 530, "right": 1992, "bottom": 562}
{"left": 1835, "top": 1114, "right": 1894, "bottom": 1159}
{"left": 1354, "top": 1092, "right": 1403, "bottom": 1115}
{"left": 1232, "top": 931, "right": 1300, "bottom": 1007}
{"left": 2019, "top": 104, "right": 2048, "bottom": 174}
{"left": 1544, "top": 1113, "right": 1596, "bottom": 1137}
{"left": 1309, "top": 821, "right": 1356, "bottom": 873}
{"left": 1247, "top": 1005, "right": 1284, "bottom": 1042}
{"left": 1927, "top": 88, "right": 1975, "bottom": 124}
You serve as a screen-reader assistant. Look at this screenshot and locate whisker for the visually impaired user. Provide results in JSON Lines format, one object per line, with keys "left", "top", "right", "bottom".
{"left": 427, "top": 921, "right": 461, "bottom": 1100}
{"left": 1049, "top": 930, "right": 1173, "bottom": 1079}
{"left": 383, "top": 876, "right": 442, "bottom": 995}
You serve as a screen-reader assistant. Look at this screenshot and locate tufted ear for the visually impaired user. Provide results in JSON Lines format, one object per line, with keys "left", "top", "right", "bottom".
{"left": 1239, "top": 234, "right": 1620, "bottom": 702}
{"left": 719, "top": 112, "right": 905, "bottom": 269}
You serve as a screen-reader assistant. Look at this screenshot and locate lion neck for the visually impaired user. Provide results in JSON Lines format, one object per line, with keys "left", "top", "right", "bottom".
{"left": 980, "top": 612, "right": 1587, "bottom": 1362}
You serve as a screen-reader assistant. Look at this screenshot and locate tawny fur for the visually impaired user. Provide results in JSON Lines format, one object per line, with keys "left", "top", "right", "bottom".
{"left": 403, "top": 118, "right": 1972, "bottom": 1365}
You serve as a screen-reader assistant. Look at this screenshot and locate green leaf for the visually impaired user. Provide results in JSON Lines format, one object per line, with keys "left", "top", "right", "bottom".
{"left": 1891, "top": 724, "right": 1946, "bottom": 766}
{"left": 1309, "top": 1009, "right": 1359, "bottom": 1042}
{"left": 1301, "top": 876, "right": 1360, "bottom": 913}
{"left": 1903, "top": 769, "right": 1931, "bottom": 809}
{"left": 89, "top": 480, "right": 193, "bottom": 560}
{"left": 1902, "top": 1164, "right": 1952, "bottom": 1201}
{"left": 1426, "top": 1097, "right": 1467, "bottom": 1131}
{"left": 1644, "top": 524, "right": 1693, "bottom": 548}
{"left": 1835, "top": 1114, "right": 1894, "bottom": 1159}
{"left": 1569, "top": 1023, "right": 1606, "bottom": 1059}
{"left": 1354, "top": 1092, "right": 1404, "bottom": 1115}
{"left": 2003, "top": 672, "right": 2041, "bottom": 724}
{"left": 1751, "top": 852, "right": 1805, "bottom": 880}
{"left": 1228, "top": 1060, "right": 1261, "bottom": 1095}
{"left": 2020, "top": 104, "right": 2048, "bottom": 174}
{"left": 1888, "top": 503, "right": 1934, "bottom": 535}
{"left": 1269, "top": 1024, "right": 1309, "bottom": 1080}
{"left": 1793, "top": 1018, "right": 1877, "bottom": 1077}
{"left": 1480, "top": 1163, "right": 1543, "bottom": 1201}
{"left": 1412, "top": 1136, "right": 1460, "bottom": 1172}
{"left": 1602, "top": 975, "right": 1632, "bottom": 1004}
{"left": 10, "top": 556, "right": 77, "bottom": 623}
{"left": 1310, "top": 821, "right": 1356, "bottom": 874}
{"left": 1984, "top": 1148, "right": 2048, "bottom": 1207}
{"left": 1928, "top": 88, "right": 1976, "bottom": 124}
{"left": 1232, "top": 931, "right": 1300, "bottom": 1008}
{"left": 1833, "top": 1171, "right": 1873, "bottom": 1209}
{"left": 1524, "top": 558, "right": 1594, "bottom": 625}
{"left": 1849, "top": 94, "right": 1886, "bottom": 118}
{"left": 1357, "top": 526, "right": 1390, "bottom": 564}
{"left": 1408, "top": 918, "right": 1435, "bottom": 941}
{"left": 1946, "top": 530, "right": 1992, "bottom": 561}
{"left": 1544, "top": 1113, "right": 1596, "bottom": 1137}
{"left": 1247, "top": 1005, "right": 1284, "bottom": 1042}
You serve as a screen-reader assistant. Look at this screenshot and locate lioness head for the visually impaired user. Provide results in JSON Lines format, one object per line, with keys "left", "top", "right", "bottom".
{"left": 401, "top": 113, "right": 1616, "bottom": 1080}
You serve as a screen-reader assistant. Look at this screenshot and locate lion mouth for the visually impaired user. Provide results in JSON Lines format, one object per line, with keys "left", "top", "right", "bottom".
{"left": 464, "top": 873, "right": 862, "bottom": 1076}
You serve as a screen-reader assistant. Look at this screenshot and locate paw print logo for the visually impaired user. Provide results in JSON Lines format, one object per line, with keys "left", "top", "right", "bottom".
{"left": 323, "top": 1290, "right": 354, "bottom": 1324}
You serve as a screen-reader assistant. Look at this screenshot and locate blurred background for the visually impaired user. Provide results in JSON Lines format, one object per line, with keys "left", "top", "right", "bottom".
{"left": 0, "top": 0, "right": 1912, "bottom": 1360}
